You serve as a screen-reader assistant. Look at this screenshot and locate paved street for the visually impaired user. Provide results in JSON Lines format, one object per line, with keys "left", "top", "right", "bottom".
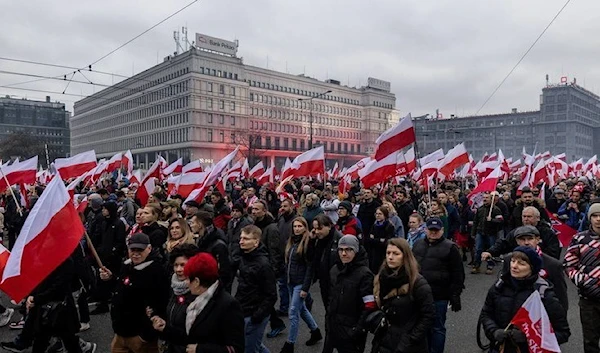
{"left": 0, "top": 262, "right": 584, "bottom": 353}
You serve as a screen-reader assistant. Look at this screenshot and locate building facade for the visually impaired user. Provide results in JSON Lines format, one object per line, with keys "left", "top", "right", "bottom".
{"left": 415, "top": 82, "right": 600, "bottom": 161}
{"left": 71, "top": 45, "right": 398, "bottom": 170}
{"left": 0, "top": 95, "right": 70, "bottom": 163}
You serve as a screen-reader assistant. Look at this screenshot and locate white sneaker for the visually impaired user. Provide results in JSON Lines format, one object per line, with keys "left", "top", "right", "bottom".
{"left": 0, "top": 308, "right": 14, "bottom": 327}
{"left": 79, "top": 322, "right": 90, "bottom": 332}
{"left": 81, "top": 342, "right": 97, "bottom": 353}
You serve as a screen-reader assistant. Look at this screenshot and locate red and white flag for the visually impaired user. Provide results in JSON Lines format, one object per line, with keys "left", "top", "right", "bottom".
{"left": 122, "top": 150, "right": 134, "bottom": 174}
{"left": 439, "top": 143, "right": 469, "bottom": 176}
{"left": 404, "top": 146, "right": 417, "bottom": 173}
{"left": 241, "top": 158, "right": 250, "bottom": 179}
{"left": 182, "top": 160, "right": 203, "bottom": 174}
{"left": 420, "top": 148, "right": 445, "bottom": 167}
{"left": 546, "top": 209, "right": 577, "bottom": 247}
{"left": 0, "top": 245, "right": 10, "bottom": 278}
{"left": 1, "top": 174, "right": 85, "bottom": 302}
{"left": 0, "top": 156, "right": 38, "bottom": 190}
{"left": 359, "top": 152, "right": 400, "bottom": 189}
{"left": 184, "top": 148, "right": 239, "bottom": 205}
{"left": 468, "top": 165, "right": 502, "bottom": 207}
{"left": 373, "top": 114, "right": 415, "bottom": 161}
{"left": 163, "top": 158, "right": 183, "bottom": 175}
{"left": 106, "top": 152, "right": 123, "bottom": 173}
{"left": 128, "top": 169, "right": 142, "bottom": 186}
{"left": 136, "top": 159, "right": 161, "bottom": 206}
{"left": 286, "top": 146, "right": 325, "bottom": 179}
{"left": 249, "top": 162, "right": 265, "bottom": 179}
{"left": 510, "top": 290, "right": 561, "bottom": 353}
{"left": 55, "top": 150, "right": 97, "bottom": 180}
{"left": 532, "top": 160, "right": 549, "bottom": 186}
{"left": 344, "top": 157, "right": 370, "bottom": 180}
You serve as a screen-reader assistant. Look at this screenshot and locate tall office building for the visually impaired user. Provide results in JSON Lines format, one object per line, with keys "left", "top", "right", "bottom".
{"left": 71, "top": 34, "right": 398, "bottom": 169}
{"left": 0, "top": 95, "right": 70, "bottom": 163}
{"left": 414, "top": 80, "right": 600, "bottom": 161}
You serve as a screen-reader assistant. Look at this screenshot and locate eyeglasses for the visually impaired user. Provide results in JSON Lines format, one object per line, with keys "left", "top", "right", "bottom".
{"left": 338, "top": 248, "right": 354, "bottom": 253}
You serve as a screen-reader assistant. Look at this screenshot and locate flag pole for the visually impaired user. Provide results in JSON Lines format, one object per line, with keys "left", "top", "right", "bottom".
{"left": 44, "top": 144, "right": 50, "bottom": 169}
{"left": 488, "top": 191, "right": 496, "bottom": 219}
{"left": 85, "top": 231, "right": 104, "bottom": 269}
{"left": 0, "top": 166, "right": 23, "bottom": 217}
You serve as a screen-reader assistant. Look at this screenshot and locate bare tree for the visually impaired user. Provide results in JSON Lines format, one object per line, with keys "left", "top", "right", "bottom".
{"left": 0, "top": 131, "right": 44, "bottom": 162}
{"left": 230, "top": 129, "right": 267, "bottom": 165}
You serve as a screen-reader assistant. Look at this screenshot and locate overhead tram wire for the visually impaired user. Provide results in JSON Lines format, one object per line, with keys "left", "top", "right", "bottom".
{"left": 475, "top": 0, "right": 573, "bottom": 115}
{"left": 0, "top": 0, "right": 199, "bottom": 90}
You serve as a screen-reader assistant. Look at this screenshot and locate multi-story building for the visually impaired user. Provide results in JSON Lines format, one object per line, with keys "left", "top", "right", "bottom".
{"left": 71, "top": 36, "right": 398, "bottom": 169}
{"left": 0, "top": 95, "right": 70, "bottom": 163}
{"left": 415, "top": 81, "right": 600, "bottom": 161}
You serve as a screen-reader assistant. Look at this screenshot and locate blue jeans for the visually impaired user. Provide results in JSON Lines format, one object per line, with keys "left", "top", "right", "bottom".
{"left": 287, "top": 284, "right": 318, "bottom": 344}
{"left": 245, "top": 316, "right": 270, "bottom": 353}
{"left": 278, "top": 276, "right": 289, "bottom": 312}
{"left": 475, "top": 233, "right": 496, "bottom": 268}
{"left": 428, "top": 300, "right": 448, "bottom": 353}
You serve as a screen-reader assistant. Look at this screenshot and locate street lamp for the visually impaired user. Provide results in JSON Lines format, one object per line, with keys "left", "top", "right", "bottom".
{"left": 298, "top": 90, "right": 332, "bottom": 149}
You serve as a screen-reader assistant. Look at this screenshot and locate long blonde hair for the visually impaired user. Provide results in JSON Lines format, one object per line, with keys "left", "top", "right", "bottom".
{"left": 374, "top": 238, "right": 420, "bottom": 306}
{"left": 285, "top": 217, "right": 311, "bottom": 262}
{"left": 166, "top": 218, "right": 195, "bottom": 253}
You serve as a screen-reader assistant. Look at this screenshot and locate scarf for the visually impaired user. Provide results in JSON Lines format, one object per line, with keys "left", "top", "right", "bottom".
{"left": 171, "top": 274, "right": 190, "bottom": 296}
{"left": 379, "top": 266, "right": 409, "bottom": 300}
{"left": 186, "top": 281, "right": 219, "bottom": 334}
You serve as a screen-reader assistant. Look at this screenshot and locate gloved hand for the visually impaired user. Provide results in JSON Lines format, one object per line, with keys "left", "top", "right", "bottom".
{"left": 509, "top": 328, "right": 527, "bottom": 343}
{"left": 450, "top": 295, "right": 461, "bottom": 312}
{"left": 493, "top": 329, "right": 508, "bottom": 342}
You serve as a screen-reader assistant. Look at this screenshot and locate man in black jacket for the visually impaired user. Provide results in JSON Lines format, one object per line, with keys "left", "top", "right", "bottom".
{"left": 511, "top": 187, "right": 550, "bottom": 229}
{"left": 324, "top": 235, "right": 374, "bottom": 353}
{"left": 235, "top": 225, "right": 277, "bottom": 353}
{"left": 99, "top": 233, "right": 170, "bottom": 353}
{"left": 357, "top": 189, "right": 381, "bottom": 242}
{"left": 471, "top": 193, "right": 504, "bottom": 275}
{"left": 227, "top": 203, "right": 253, "bottom": 268}
{"left": 190, "top": 211, "right": 233, "bottom": 292}
{"left": 413, "top": 217, "right": 465, "bottom": 353}
{"left": 311, "top": 214, "right": 343, "bottom": 309}
{"left": 393, "top": 190, "right": 414, "bottom": 232}
{"left": 276, "top": 199, "right": 297, "bottom": 315}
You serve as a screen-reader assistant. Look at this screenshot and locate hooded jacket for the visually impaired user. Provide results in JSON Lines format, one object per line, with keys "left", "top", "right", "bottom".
{"left": 253, "top": 214, "right": 284, "bottom": 277}
{"left": 110, "top": 250, "right": 170, "bottom": 342}
{"left": 99, "top": 202, "right": 127, "bottom": 263}
{"left": 197, "top": 226, "right": 232, "bottom": 292}
{"left": 234, "top": 244, "right": 277, "bottom": 323}
{"left": 312, "top": 228, "right": 343, "bottom": 305}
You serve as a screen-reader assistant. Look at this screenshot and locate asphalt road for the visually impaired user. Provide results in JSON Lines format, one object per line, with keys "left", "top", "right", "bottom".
{"left": 0, "top": 262, "right": 584, "bottom": 353}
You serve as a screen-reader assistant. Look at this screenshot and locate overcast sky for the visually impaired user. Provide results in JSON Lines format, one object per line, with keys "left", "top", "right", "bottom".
{"left": 1, "top": 0, "right": 598, "bottom": 117}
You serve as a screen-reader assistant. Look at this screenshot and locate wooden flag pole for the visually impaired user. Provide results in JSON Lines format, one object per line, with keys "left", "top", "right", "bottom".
{"left": 0, "top": 166, "right": 22, "bottom": 216}
{"left": 84, "top": 231, "right": 104, "bottom": 269}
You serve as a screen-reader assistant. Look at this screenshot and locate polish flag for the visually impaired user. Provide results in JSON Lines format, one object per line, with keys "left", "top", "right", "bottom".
{"left": 172, "top": 172, "right": 207, "bottom": 198}
{"left": 128, "top": 169, "right": 142, "bottom": 186}
{"left": 510, "top": 291, "right": 561, "bottom": 353}
{"left": 0, "top": 174, "right": 85, "bottom": 302}
{"left": 468, "top": 165, "right": 502, "bottom": 206}
{"left": 413, "top": 160, "right": 439, "bottom": 183}
{"left": 66, "top": 174, "right": 87, "bottom": 197}
{"left": 163, "top": 158, "right": 183, "bottom": 175}
{"left": 249, "top": 162, "right": 265, "bottom": 179}
{"left": 166, "top": 175, "right": 180, "bottom": 195}
{"left": 257, "top": 164, "right": 276, "bottom": 185}
{"left": 486, "top": 152, "right": 498, "bottom": 162}
{"left": 287, "top": 146, "right": 325, "bottom": 179}
{"left": 555, "top": 153, "right": 566, "bottom": 162}
{"left": 404, "top": 146, "right": 417, "bottom": 173}
{"left": 584, "top": 155, "right": 597, "bottom": 172}
{"left": 419, "top": 148, "right": 445, "bottom": 167}
{"left": 522, "top": 147, "right": 536, "bottom": 167}
{"left": 345, "top": 157, "right": 371, "bottom": 180}
{"left": 517, "top": 166, "right": 533, "bottom": 195}
{"left": 89, "top": 160, "right": 109, "bottom": 183}
{"left": 280, "top": 158, "right": 293, "bottom": 181}
{"left": 184, "top": 148, "right": 239, "bottom": 205}
{"left": 532, "top": 160, "right": 549, "bottom": 186}
{"left": 359, "top": 152, "right": 400, "bottom": 189}
{"left": 226, "top": 161, "right": 243, "bottom": 181}
{"left": 373, "top": 114, "right": 416, "bottom": 161}
{"left": 327, "top": 162, "right": 339, "bottom": 179}
{"left": 241, "top": 158, "right": 250, "bottom": 179}
{"left": 182, "top": 160, "right": 203, "bottom": 174}
{"left": 136, "top": 159, "right": 161, "bottom": 206}
{"left": 55, "top": 150, "right": 97, "bottom": 180}
{"left": 439, "top": 143, "right": 469, "bottom": 176}
{"left": 0, "top": 245, "right": 10, "bottom": 277}
{"left": 106, "top": 152, "right": 123, "bottom": 173}
{"left": 0, "top": 156, "right": 38, "bottom": 190}
{"left": 76, "top": 195, "right": 88, "bottom": 214}
{"left": 122, "top": 150, "right": 134, "bottom": 174}
{"left": 395, "top": 151, "right": 409, "bottom": 177}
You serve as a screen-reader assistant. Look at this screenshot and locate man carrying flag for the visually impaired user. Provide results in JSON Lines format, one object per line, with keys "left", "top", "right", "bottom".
{"left": 480, "top": 246, "right": 570, "bottom": 353}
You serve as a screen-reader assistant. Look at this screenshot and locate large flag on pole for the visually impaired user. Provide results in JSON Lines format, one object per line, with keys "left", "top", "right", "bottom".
{"left": 55, "top": 150, "right": 97, "bottom": 180}
{"left": 0, "top": 156, "right": 38, "bottom": 190}
{"left": 373, "top": 114, "right": 416, "bottom": 161}
{"left": 1, "top": 174, "right": 84, "bottom": 302}
{"left": 510, "top": 290, "right": 561, "bottom": 352}
{"left": 468, "top": 165, "right": 502, "bottom": 207}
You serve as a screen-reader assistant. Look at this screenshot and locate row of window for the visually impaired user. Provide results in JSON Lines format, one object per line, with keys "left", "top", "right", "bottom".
{"left": 206, "top": 113, "right": 236, "bottom": 126}
{"left": 249, "top": 108, "right": 362, "bottom": 129}
{"left": 248, "top": 134, "right": 361, "bottom": 154}
{"left": 205, "top": 98, "right": 235, "bottom": 111}
{"left": 206, "top": 82, "right": 236, "bottom": 97}
{"left": 374, "top": 101, "right": 393, "bottom": 109}
{"left": 82, "top": 128, "right": 190, "bottom": 154}
{"left": 249, "top": 120, "right": 362, "bottom": 140}
{"left": 73, "top": 98, "right": 190, "bottom": 135}
{"left": 247, "top": 79, "right": 361, "bottom": 106}
{"left": 198, "top": 67, "right": 239, "bottom": 81}
{"left": 249, "top": 93, "right": 363, "bottom": 118}
{"left": 80, "top": 67, "right": 190, "bottom": 113}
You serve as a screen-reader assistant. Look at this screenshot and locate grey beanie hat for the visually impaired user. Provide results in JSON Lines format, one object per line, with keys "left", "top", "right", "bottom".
{"left": 338, "top": 235, "right": 359, "bottom": 253}
{"left": 589, "top": 203, "right": 600, "bottom": 220}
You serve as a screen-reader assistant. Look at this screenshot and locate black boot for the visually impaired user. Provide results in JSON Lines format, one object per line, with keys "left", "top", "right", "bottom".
{"left": 280, "top": 342, "right": 294, "bottom": 353}
{"left": 89, "top": 303, "right": 109, "bottom": 315}
{"left": 305, "top": 328, "right": 323, "bottom": 346}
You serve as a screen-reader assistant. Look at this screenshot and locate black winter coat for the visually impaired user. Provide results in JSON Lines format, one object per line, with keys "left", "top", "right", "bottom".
{"left": 486, "top": 223, "right": 561, "bottom": 260}
{"left": 472, "top": 204, "right": 503, "bottom": 237}
{"left": 197, "top": 227, "right": 233, "bottom": 292}
{"left": 162, "top": 285, "right": 245, "bottom": 353}
{"left": 511, "top": 199, "right": 550, "bottom": 229}
{"left": 326, "top": 249, "right": 373, "bottom": 353}
{"left": 372, "top": 273, "right": 435, "bottom": 353}
{"left": 31, "top": 254, "right": 80, "bottom": 336}
{"left": 412, "top": 237, "right": 465, "bottom": 301}
{"left": 366, "top": 221, "right": 395, "bottom": 273}
{"left": 286, "top": 235, "right": 313, "bottom": 292}
{"left": 357, "top": 199, "right": 382, "bottom": 242}
{"left": 254, "top": 214, "right": 284, "bottom": 277}
{"left": 227, "top": 216, "right": 253, "bottom": 268}
{"left": 110, "top": 251, "right": 170, "bottom": 342}
{"left": 142, "top": 222, "right": 168, "bottom": 259}
{"left": 394, "top": 200, "right": 414, "bottom": 234}
{"left": 479, "top": 274, "right": 570, "bottom": 353}
{"left": 163, "top": 291, "right": 196, "bottom": 353}
{"left": 312, "top": 228, "right": 343, "bottom": 305}
{"left": 98, "top": 216, "right": 127, "bottom": 266}
{"left": 235, "top": 244, "right": 277, "bottom": 323}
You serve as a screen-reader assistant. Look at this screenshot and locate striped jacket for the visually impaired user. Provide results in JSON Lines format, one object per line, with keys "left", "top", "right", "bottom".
{"left": 564, "top": 229, "right": 600, "bottom": 300}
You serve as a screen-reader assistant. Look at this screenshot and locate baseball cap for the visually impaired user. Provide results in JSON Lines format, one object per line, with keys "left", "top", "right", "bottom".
{"left": 128, "top": 233, "right": 150, "bottom": 250}
{"left": 426, "top": 217, "right": 443, "bottom": 230}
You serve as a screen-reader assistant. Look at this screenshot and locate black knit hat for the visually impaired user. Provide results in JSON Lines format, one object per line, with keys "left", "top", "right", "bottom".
{"left": 338, "top": 201, "right": 352, "bottom": 213}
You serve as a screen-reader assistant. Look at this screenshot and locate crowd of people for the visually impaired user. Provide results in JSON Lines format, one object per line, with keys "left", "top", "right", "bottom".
{"left": 2, "top": 172, "right": 600, "bottom": 353}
